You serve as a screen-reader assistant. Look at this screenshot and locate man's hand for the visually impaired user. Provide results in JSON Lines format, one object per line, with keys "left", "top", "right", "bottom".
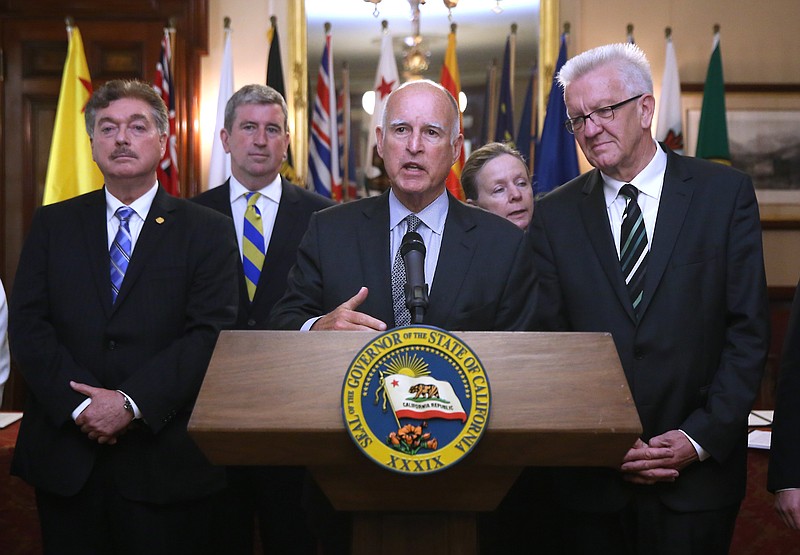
{"left": 775, "top": 490, "right": 800, "bottom": 530}
{"left": 71, "top": 381, "right": 133, "bottom": 445}
{"left": 311, "top": 287, "right": 388, "bottom": 331}
{"left": 620, "top": 434, "right": 685, "bottom": 485}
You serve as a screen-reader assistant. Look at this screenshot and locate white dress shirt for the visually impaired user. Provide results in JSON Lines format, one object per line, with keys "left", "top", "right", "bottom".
{"left": 602, "top": 142, "right": 709, "bottom": 462}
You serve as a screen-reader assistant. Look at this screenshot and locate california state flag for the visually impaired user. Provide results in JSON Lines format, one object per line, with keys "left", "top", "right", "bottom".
{"left": 385, "top": 374, "right": 467, "bottom": 423}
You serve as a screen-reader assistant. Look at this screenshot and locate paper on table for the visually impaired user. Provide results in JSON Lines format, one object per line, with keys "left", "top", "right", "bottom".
{"left": 0, "top": 412, "right": 22, "bottom": 429}
{"left": 748, "top": 429, "right": 771, "bottom": 450}
{"left": 748, "top": 410, "right": 774, "bottom": 426}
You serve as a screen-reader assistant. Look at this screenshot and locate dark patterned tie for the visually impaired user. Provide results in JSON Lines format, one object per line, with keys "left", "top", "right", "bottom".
{"left": 110, "top": 206, "right": 134, "bottom": 303}
{"left": 391, "top": 214, "right": 422, "bottom": 327}
{"left": 619, "top": 184, "right": 648, "bottom": 316}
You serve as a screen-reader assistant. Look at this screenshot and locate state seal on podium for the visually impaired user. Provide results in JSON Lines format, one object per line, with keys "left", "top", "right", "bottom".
{"left": 342, "top": 326, "right": 491, "bottom": 475}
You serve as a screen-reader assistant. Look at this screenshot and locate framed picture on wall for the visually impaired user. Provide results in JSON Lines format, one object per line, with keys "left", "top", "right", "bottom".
{"left": 682, "top": 84, "right": 800, "bottom": 228}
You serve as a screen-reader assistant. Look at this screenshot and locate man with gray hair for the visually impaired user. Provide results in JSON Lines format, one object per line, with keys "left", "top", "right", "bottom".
{"left": 193, "top": 83, "right": 333, "bottom": 554}
{"left": 529, "top": 43, "right": 769, "bottom": 553}
{"left": 271, "top": 79, "right": 536, "bottom": 332}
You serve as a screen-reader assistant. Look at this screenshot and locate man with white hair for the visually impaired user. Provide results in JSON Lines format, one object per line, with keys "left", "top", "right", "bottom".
{"left": 271, "top": 79, "right": 536, "bottom": 333}
{"left": 529, "top": 43, "right": 769, "bottom": 554}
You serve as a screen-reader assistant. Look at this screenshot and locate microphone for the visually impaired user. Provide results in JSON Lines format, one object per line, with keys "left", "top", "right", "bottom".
{"left": 400, "top": 231, "right": 429, "bottom": 324}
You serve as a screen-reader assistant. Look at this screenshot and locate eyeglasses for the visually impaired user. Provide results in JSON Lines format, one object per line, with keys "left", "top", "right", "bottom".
{"left": 564, "top": 94, "right": 644, "bottom": 134}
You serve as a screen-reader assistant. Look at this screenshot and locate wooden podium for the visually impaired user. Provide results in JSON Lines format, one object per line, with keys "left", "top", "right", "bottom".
{"left": 189, "top": 330, "right": 641, "bottom": 554}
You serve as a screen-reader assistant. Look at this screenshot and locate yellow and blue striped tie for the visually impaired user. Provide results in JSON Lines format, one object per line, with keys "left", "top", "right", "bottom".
{"left": 243, "top": 192, "right": 265, "bottom": 302}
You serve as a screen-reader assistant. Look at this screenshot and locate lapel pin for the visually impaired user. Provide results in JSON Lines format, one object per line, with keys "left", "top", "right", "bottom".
{"left": 155, "top": 217, "right": 165, "bottom": 224}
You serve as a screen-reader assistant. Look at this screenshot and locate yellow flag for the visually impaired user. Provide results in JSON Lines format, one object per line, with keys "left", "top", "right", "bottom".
{"left": 43, "top": 26, "right": 104, "bottom": 205}
{"left": 440, "top": 30, "right": 465, "bottom": 200}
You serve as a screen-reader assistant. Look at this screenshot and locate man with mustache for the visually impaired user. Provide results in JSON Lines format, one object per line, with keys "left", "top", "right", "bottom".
{"left": 193, "top": 84, "right": 333, "bottom": 554}
{"left": 270, "top": 79, "right": 536, "bottom": 333}
{"left": 9, "top": 80, "right": 238, "bottom": 554}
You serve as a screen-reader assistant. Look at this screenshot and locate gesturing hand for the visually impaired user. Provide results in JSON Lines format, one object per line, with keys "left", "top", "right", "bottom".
{"left": 311, "top": 287, "right": 388, "bottom": 331}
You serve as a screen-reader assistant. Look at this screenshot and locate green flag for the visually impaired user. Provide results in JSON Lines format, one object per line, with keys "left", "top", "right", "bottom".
{"left": 695, "top": 32, "right": 730, "bottom": 164}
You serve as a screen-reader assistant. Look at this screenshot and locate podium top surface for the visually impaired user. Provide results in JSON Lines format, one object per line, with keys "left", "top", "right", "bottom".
{"left": 189, "top": 330, "right": 641, "bottom": 468}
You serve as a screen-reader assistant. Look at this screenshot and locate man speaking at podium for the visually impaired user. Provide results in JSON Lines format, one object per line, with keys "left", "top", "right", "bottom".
{"left": 270, "top": 79, "right": 536, "bottom": 333}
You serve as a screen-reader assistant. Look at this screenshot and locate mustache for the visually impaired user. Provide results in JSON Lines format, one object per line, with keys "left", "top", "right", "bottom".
{"left": 111, "top": 149, "right": 137, "bottom": 159}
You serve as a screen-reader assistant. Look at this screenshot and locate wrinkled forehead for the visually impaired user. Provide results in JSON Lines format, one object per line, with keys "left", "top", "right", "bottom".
{"left": 565, "top": 67, "right": 627, "bottom": 110}
{"left": 95, "top": 98, "right": 153, "bottom": 124}
{"left": 386, "top": 85, "right": 455, "bottom": 129}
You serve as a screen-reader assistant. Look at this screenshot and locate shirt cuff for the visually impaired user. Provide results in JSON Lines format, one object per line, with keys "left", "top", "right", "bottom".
{"left": 301, "top": 316, "right": 323, "bottom": 331}
{"left": 72, "top": 398, "right": 92, "bottom": 421}
{"left": 679, "top": 429, "right": 710, "bottom": 461}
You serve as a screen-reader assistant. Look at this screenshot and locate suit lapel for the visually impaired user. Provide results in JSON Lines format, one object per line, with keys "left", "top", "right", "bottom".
{"left": 81, "top": 189, "right": 115, "bottom": 318}
{"left": 426, "top": 196, "right": 476, "bottom": 326}
{"left": 358, "top": 194, "right": 394, "bottom": 324}
{"left": 255, "top": 178, "right": 298, "bottom": 301}
{"left": 112, "top": 187, "right": 178, "bottom": 311}
{"left": 212, "top": 181, "right": 251, "bottom": 311}
{"left": 578, "top": 171, "right": 638, "bottom": 322}
{"left": 636, "top": 150, "right": 693, "bottom": 318}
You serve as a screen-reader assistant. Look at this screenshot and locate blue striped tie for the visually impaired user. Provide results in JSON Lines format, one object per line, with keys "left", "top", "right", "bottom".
{"left": 619, "top": 184, "right": 648, "bottom": 317}
{"left": 243, "top": 192, "right": 266, "bottom": 302}
{"left": 110, "top": 206, "right": 134, "bottom": 303}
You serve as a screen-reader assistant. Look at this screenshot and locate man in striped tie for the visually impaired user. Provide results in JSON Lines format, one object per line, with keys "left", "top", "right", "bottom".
{"left": 529, "top": 43, "right": 769, "bottom": 554}
{"left": 193, "top": 84, "right": 334, "bottom": 555}
{"left": 9, "top": 80, "right": 238, "bottom": 554}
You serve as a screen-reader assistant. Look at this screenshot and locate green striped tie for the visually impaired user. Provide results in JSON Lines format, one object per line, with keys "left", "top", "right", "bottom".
{"left": 619, "top": 184, "right": 648, "bottom": 316}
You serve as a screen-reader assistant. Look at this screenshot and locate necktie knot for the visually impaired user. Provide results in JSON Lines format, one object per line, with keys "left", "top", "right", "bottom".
{"left": 115, "top": 206, "right": 135, "bottom": 225}
{"left": 245, "top": 192, "right": 262, "bottom": 218}
{"left": 406, "top": 214, "right": 421, "bottom": 233}
{"left": 619, "top": 183, "right": 639, "bottom": 203}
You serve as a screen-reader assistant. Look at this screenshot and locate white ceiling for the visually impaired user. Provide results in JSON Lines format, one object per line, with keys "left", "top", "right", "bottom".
{"left": 305, "top": 0, "right": 540, "bottom": 93}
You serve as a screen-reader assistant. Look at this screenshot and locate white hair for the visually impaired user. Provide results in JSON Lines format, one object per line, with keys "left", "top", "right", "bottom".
{"left": 557, "top": 43, "right": 653, "bottom": 98}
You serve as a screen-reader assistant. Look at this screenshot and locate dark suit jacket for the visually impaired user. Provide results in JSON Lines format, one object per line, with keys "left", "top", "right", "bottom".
{"left": 270, "top": 191, "right": 537, "bottom": 331}
{"left": 9, "top": 186, "right": 239, "bottom": 503}
{"left": 193, "top": 177, "right": 334, "bottom": 329}
{"left": 768, "top": 279, "right": 800, "bottom": 492}
{"left": 530, "top": 145, "right": 770, "bottom": 512}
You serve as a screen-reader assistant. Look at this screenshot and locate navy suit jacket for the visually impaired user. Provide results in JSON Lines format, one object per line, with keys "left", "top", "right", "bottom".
{"left": 269, "top": 190, "right": 537, "bottom": 331}
{"left": 768, "top": 279, "right": 800, "bottom": 492}
{"left": 9, "top": 186, "right": 239, "bottom": 503}
{"left": 530, "top": 145, "right": 770, "bottom": 512}
{"left": 193, "top": 177, "right": 334, "bottom": 329}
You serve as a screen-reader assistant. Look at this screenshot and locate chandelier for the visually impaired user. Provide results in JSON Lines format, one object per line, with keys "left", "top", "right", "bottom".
{"left": 363, "top": 0, "right": 460, "bottom": 79}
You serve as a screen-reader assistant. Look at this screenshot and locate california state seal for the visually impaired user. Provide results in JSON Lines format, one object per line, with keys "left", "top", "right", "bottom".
{"left": 342, "top": 325, "right": 491, "bottom": 475}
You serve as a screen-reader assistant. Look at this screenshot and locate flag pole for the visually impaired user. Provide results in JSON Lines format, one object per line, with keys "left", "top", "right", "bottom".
{"left": 341, "top": 61, "right": 351, "bottom": 202}
{"left": 509, "top": 23, "right": 517, "bottom": 111}
{"left": 167, "top": 17, "right": 176, "bottom": 74}
{"left": 487, "top": 59, "right": 498, "bottom": 144}
{"left": 529, "top": 65, "right": 538, "bottom": 174}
